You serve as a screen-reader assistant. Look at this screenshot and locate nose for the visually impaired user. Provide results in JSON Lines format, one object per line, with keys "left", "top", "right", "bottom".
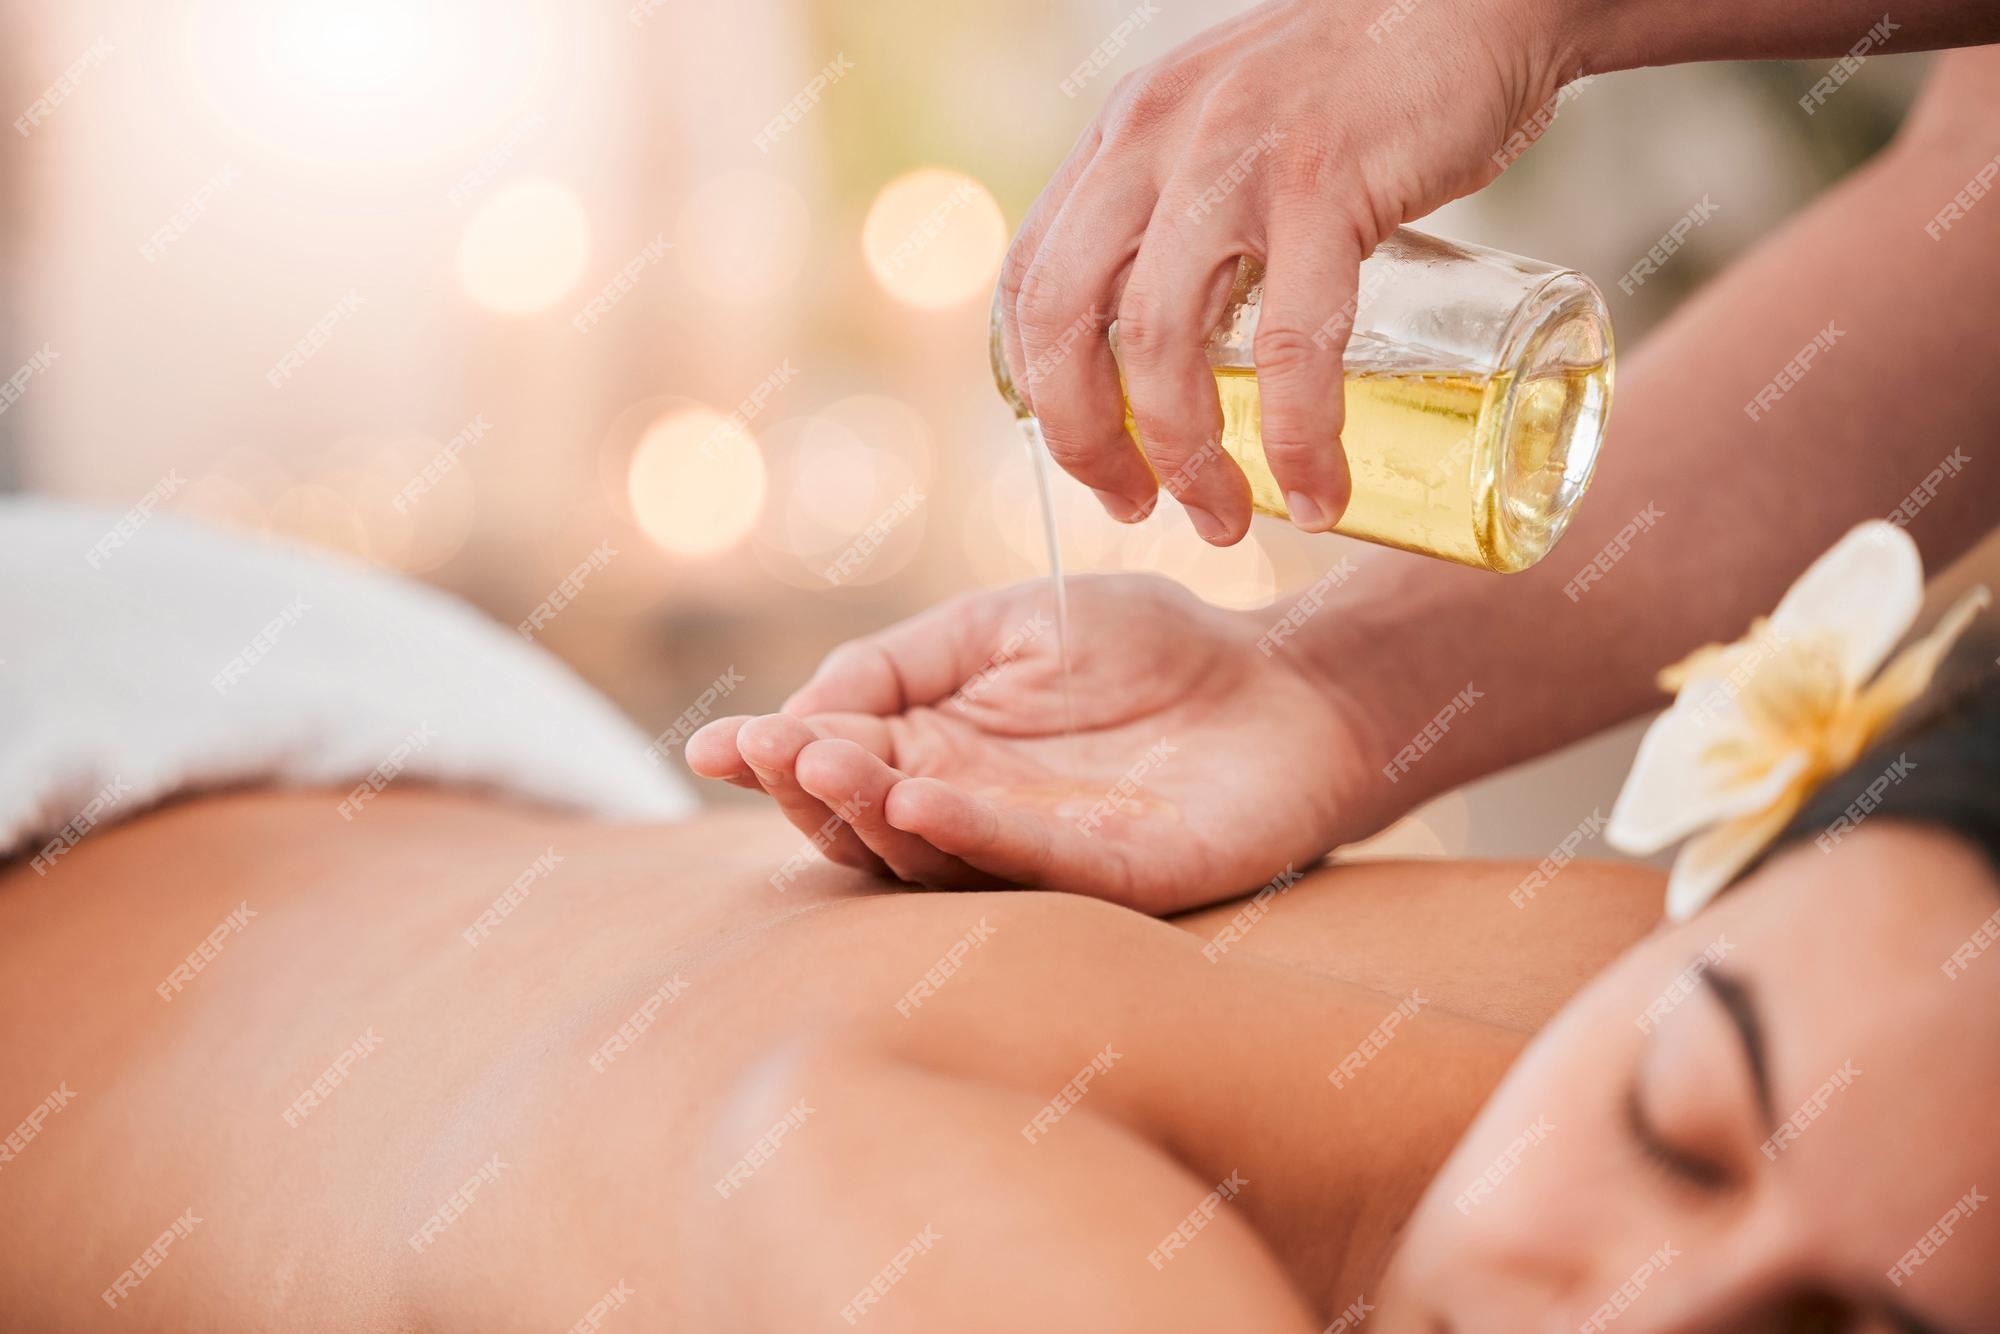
{"left": 1569, "top": 1227, "right": 1813, "bottom": 1334}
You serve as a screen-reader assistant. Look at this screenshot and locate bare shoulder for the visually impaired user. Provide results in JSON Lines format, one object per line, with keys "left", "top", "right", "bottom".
{"left": 1177, "top": 855, "right": 1665, "bottom": 1032}
{"left": 680, "top": 1040, "right": 1322, "bottom": 1332}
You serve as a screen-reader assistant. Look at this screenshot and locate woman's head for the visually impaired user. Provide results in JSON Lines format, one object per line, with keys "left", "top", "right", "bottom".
{"left": 1378, "top": 678, "right": 2000, "bottom": 1331}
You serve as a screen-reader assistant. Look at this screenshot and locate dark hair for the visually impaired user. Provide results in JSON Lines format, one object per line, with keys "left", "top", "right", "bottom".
{"left": 1761, "top": 665, "right": 2000, "bottom": 880}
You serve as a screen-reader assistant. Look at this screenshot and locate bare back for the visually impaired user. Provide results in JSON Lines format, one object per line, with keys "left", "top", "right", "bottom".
{"left": 0, "top": 789, "right": 1662, "bottom": 1331}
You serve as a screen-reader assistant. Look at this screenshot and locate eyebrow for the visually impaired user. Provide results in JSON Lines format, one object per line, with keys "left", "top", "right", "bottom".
{"left": 1690, "top": 970, "right": 1963, "bottom": 1334}
{"left": 1697, "top": 965, "right": 1774, "bottom": 1128}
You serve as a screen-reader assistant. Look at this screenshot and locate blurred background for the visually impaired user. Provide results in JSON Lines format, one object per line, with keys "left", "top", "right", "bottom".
{"left": 0, "top": 0, "right": 1975, "bottom": 861}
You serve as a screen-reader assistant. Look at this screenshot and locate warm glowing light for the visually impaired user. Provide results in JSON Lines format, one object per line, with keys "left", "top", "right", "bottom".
{"left": 677, "top": 170, "right": 812, "bottom": 303}
{"left": 863, "top": 168, "right": 1007, "bottom": 309}
{"left": 457, "top": 178, "right": 592, "bottom": 315}
{"left": 274, "top": 3, "right": 431, "bottom": 90}
{"left": 188, "top": 0, "right": 545, "bottom": 168}
{"left": 627, "top": 408, "right": 766, "bottom": 558}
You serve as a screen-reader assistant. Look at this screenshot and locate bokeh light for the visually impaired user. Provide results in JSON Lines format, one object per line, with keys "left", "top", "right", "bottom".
{"left": 627, "top": 408, "right": 767, "bottom": 559}
{"left": 274, "top": 3, "right": 432, "bottom": 92}
{"left": 816, "top": 394, "right": 936, "bottom": 489}
{"left": 751, "top": 415, "right": 928, "bottom": 589}
{"left": 457, "top": 178, "right": 593, "bottom": 315}
{"left": 676, "top": 170, "right": 813, "bottom": 303}
{"left": 185, "top": 0, "right": 546, "bottom": 169}
{"left": 863, "top": 167, "right": 1008, "bottom": 309}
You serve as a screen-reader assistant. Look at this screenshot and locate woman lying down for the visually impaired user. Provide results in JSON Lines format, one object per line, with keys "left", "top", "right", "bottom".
{"left": 2, "top": 502, "right": 1997, "bottom": 1332}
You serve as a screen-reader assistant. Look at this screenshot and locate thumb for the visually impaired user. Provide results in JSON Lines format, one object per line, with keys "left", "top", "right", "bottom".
{"left": 782, "top": 592, "right": 1008, "bottom": 717}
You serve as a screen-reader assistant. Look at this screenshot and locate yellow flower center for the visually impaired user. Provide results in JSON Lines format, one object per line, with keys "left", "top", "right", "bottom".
{"left": 1696, "top": 629, "right": 1860, "bottom": 790}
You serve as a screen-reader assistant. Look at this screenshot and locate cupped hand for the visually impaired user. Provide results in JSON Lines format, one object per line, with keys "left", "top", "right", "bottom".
{"left": 997, "top": 0, "right": 1573, "bottom": 544}
{"left": 686, "top": 573, "right": 1395, "bottom": 914}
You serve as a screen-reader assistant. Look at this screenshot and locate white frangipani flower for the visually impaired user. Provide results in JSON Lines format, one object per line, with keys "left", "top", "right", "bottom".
{"left": 1608, "top": 520, "right": 1989, "bottom": 920}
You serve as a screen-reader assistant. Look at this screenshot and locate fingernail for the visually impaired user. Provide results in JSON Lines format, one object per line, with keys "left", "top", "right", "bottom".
{"left": 1285, "top": 491, "right": 1332, "bottom": 533}
{"left": 1092, "top": 488, "right": 1154, "bottom": 524}
{"left": 1184, "top": 505, "right": 1230, "bottom": 544}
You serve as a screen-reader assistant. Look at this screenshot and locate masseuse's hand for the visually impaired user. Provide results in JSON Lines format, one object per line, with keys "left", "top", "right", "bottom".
{"left": 997, "top": 0, "right": 1574, "bottom": 545}
{"left": 687, "top": 574, "right": 1392, "bottom": 914}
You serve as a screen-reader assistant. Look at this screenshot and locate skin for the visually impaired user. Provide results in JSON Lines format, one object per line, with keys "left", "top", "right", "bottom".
{"left": 692, "top": 572, "right": 1390, "bottom": 915}
{"left": 701, "top": 49, "right": 2000, "bottom": 912}
{"left": 0, "top": 787, "right": 1647, "bottom": 1330}
{"left": 1379, "top": 823, "right": 2000, "bottom": 1331}
{"left": 1, "top": 793, "right": 1993, "bottom": 1329}
{"left": 997, "top": 1, "right": 2000, "bottom": 542}
{"left": 997, "top": 0, "right": 1559, "bottom": 539}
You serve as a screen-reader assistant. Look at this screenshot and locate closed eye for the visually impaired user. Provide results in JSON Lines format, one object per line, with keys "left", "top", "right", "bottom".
{"left": 1623, "top": 1082, "right": 1731, "bottom": 1192}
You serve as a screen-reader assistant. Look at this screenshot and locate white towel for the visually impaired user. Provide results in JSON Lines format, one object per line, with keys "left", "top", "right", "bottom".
{"left": 1, "top": 499, "right": 694, "bottom": 867}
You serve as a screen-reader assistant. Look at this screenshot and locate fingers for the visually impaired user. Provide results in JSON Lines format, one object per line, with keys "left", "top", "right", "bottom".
{"left": 997, "top": 123, "right": 1103, "bottom": 410}
{"left": 1012, "top": 159, "right": 1164, "bottom": 523}
{"left": 684, "top": 715, "right": 764, "bottom": 790}
{"left": 883, "top": 777, "right": 1135, "bottom": 902}
{"left": 734, "top": 714, "right": 885, "bottom": 874}
{"left": 794, "top": 740, "right": 1002, "bottom": 890}
{"left": 794, "top": 711, "right": 897, "bottom": 762}
{"left": 692, "top": 714, "right": 975, "bottom": 886}
{"left": 1115, "top": 192, "right": 1253, "bottom": 545}
{"left": 1252, "top": 208, "right": 1361, "bottom": 531}
{"left": 688, "top": 704, "right": 897, "bottom": 782}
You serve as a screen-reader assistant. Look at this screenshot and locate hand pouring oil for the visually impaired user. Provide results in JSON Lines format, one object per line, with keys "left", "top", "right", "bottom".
{"left": 993, "top": 227, "right": 1615, "bottom": 574}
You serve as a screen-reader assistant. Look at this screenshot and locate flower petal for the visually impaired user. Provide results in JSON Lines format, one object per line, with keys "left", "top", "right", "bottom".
{"left": 1768, "top": 521, "right": 1923, "bottom": 685}
{"left": 1664, "top": 791, "right": 1807, "bottom": 921}
{"left": 1607, "top": 707, "right": 1810, "bottom": 854}
{"left": 1658, "top": 628, "right": 1771, "bottom": 700}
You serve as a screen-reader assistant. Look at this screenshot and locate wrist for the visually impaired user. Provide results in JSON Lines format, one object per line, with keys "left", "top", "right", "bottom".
{"left": 1484, "top": 0, "right": 1632, "bottom": 82}
{"left": 1436, "top": 0, "right": 1609, "bottom": 168}
{"left": 1548, "top": 0, "right": 1620, "bottom": 78}
{"left": 1271, "top": 559, "right": 1498, "bottom": 830}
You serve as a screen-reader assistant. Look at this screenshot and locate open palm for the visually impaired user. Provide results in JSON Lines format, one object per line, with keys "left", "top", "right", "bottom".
{"left": 686, "top": 573, "right": 1393, "bottom": 914}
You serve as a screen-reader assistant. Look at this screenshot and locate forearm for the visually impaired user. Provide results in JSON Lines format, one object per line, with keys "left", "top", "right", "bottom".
{"left": 1567, "top": 0, "right": 2000, "bottom": 74}
{"left": 1308, "top": 92, "right": 2000, "bottom": 810}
